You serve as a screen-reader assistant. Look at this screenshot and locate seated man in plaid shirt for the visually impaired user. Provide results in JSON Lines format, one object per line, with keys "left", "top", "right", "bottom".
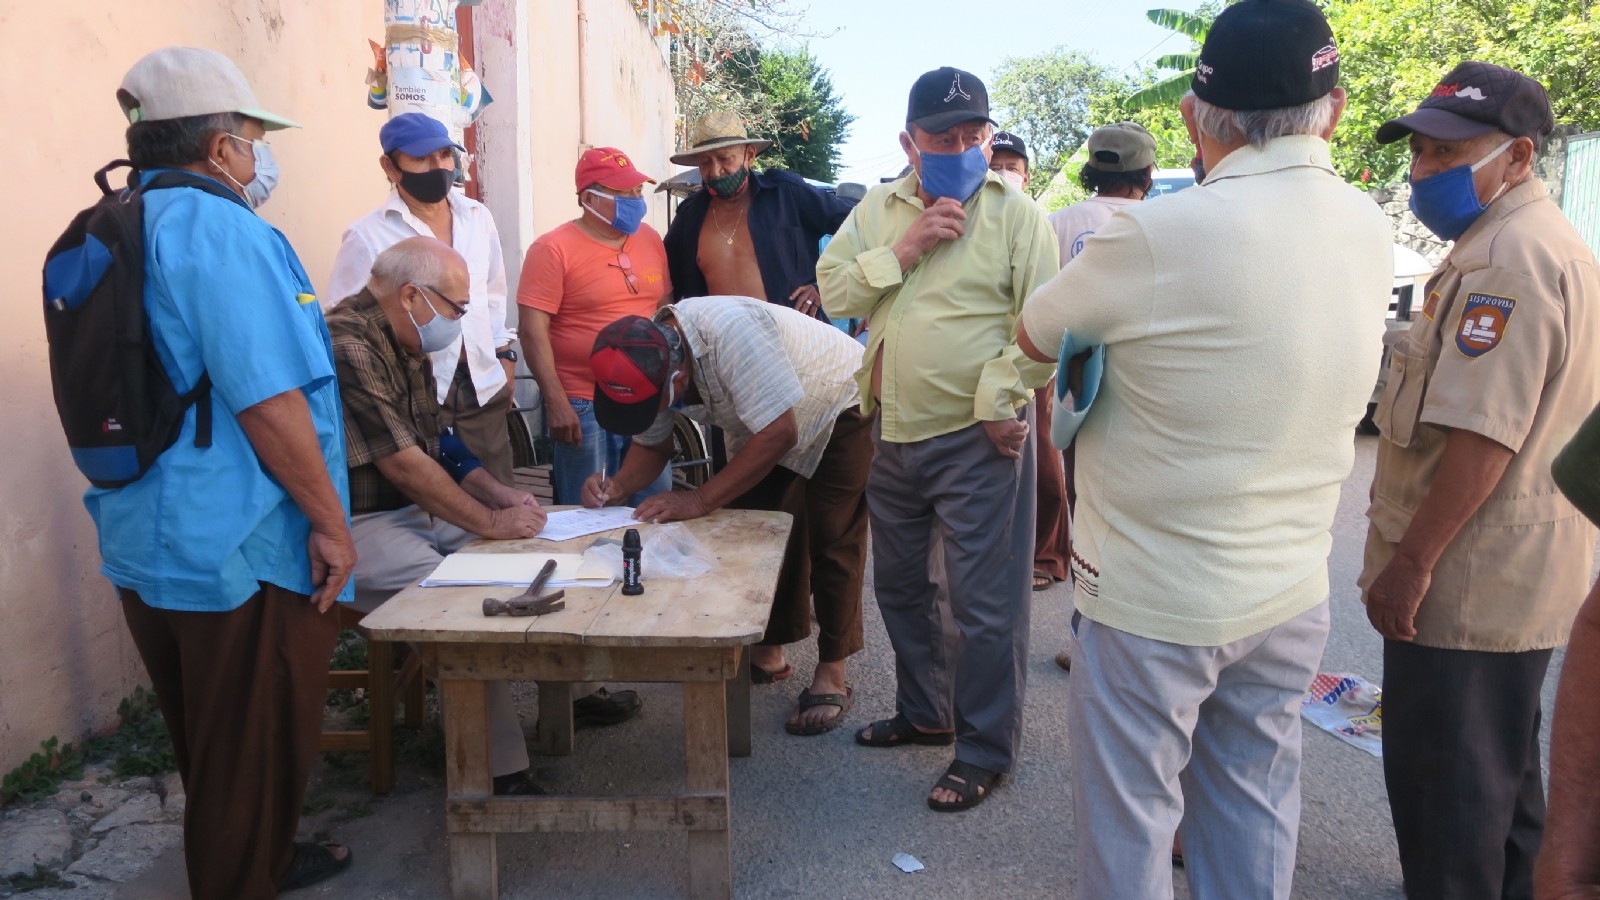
{"left": 327, "top": 237, "right": 641, "bottom": 795}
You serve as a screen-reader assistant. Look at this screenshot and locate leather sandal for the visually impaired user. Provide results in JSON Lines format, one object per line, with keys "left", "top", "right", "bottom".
{"left": 750, "top": 663, "right": 794, "bottom": 685}
{"left": 927, "top": 759, "right": 1005, "bottom": 813}
{"left": 785, "top": 687, "right": 853, "bottom": 736}
{"left": 276, "top": 842, "right": 352, "bottom": 893}
{"left": 854, "top": 712, "right": 955, "bottom": 748}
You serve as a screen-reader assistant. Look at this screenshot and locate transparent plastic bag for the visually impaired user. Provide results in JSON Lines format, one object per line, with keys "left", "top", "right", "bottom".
{"left": 642, "top": 523, "right": 718, "bottom": 578}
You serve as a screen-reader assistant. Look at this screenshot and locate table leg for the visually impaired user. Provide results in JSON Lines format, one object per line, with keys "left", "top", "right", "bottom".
{"left": 443, "top": 679, "right": 497, "bottom": 900}
{"left": 536, "top": 681, "right": 575, "bottom": 756}
{"left": 683, "top": 680, "right": 731, "bottom": 900}
{"left": 725, "top": 647, "right": 751, "bottom": 758}
{"left": 368, "top": 639, "right": 396, "bottom": 794}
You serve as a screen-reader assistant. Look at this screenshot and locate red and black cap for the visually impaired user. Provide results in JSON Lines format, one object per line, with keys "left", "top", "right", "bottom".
{"left": 591, "top": 316, "right": 671, "bottom": 436}
{"left": 1192, "top": 0, "right": 1340, "bottom": 111}
{"left": 1376, "top": 62, "right": 1554, "bottom": 147}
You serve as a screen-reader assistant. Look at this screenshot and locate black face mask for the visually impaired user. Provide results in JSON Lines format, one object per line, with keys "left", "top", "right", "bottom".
{"left": 398, "top": 166, "right": 454, "bottom": 204}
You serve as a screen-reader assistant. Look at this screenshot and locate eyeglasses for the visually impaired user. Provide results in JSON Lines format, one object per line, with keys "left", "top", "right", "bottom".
{"left": 607, "top": 251, "right": 640, "bottom": 294}
{"left": 413, "top": 283, "right": 469, "bottom": 319}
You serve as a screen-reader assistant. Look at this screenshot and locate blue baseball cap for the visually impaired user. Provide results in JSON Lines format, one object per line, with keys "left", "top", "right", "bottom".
{"left": 380, "top": 113, "right": 466, "bottom": 158}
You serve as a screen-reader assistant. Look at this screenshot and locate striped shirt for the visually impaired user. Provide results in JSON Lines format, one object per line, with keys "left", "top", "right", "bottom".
{"left": 637, "top": 296, "right": 863, "bottom": 478}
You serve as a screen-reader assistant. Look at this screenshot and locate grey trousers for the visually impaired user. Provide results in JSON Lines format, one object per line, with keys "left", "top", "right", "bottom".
{"left": 351, "top": 506, "right": 531, "bottom": 778}
{"left": 867, "top": 407, "right": 1035, "bottom": 774}
{"left": 1068, "top": 600, "right": 1331, "bottom": 900}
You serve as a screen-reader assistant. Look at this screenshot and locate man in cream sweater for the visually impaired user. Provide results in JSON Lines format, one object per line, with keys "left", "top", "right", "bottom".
{"left": 1018, "top": 1, "right": 1392, "bottom": 897}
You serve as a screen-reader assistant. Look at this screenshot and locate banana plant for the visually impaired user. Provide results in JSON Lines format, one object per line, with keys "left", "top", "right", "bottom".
{"left": 1124, "top": 8, "right": 1214, "bottom": 110}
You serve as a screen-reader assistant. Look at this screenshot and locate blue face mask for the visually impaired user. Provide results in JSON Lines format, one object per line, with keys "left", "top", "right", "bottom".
{"left": 585, "top": 189, "right": 648, "bottom": 235}
{"left": 1408, "top": 139, "right": 1514, "bottom": 241}
{"left": 917, "top": 142, "right": 990, "bottom": 201}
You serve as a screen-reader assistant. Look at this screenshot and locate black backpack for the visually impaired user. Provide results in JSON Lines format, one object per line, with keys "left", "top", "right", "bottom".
{"left": 40, "top": 160, "right": 244, "bottom": 489}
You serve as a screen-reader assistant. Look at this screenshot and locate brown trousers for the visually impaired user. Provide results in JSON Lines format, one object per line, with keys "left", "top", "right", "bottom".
{"left": 120, "top": 584, "right": 339, "bottom": 900}
{"left": 731, "top": 406, "right": 873, "bottom": 662}
{"left": 443, "top": 357, "right": 515, "bottom": 486}
{"left": 1033, "top": 385, "right": 1074, "bottom": 581}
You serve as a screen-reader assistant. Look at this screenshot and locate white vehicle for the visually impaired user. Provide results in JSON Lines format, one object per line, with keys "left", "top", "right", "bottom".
{"left": 1147, "top": 167, "right": 1198, "bottom": 198}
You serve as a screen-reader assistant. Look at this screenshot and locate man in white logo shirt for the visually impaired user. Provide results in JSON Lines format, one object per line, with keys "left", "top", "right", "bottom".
{"left": 326, "top": 113, "right": 518, "bottom": 485}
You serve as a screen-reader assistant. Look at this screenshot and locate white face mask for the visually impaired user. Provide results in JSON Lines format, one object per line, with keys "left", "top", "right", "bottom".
{"left": 996, "top": 169, "right": 1026, "bottom": 189}
{"left": 212, "top": 134, "right": 278, "bottom": 209}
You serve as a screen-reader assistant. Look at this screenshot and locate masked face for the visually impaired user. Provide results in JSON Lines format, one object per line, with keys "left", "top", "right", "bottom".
{"left": 213, "top": 133, "right": 277, "bottom": 209}
{"left": 906, "top": 122, "right": 993, "bottom": 201}
{"left": 404, "top": 283, "right": 465, "bottom": 353}
{"left": 584, "top": 188, "right": 649, "bottom": 235}
{"left": 1408, "top": 138, "right": 1515, "bottom": 241}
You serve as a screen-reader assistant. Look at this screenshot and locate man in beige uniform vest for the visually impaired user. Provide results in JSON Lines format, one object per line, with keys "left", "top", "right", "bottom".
{"left": 1361, "top": 61, "right": 1600, "bottom": 900}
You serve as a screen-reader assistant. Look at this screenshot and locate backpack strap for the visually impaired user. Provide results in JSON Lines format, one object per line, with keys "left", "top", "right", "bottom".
{"left": 137, "top": 170, "right": 248, "bottom": 449}
{"left": 183, "top": 374, "right": 213, "bottom": 449}
{"left": 94, "top": 160, "right": 136, "bottom": 196}
{"left": 140, "top": 170, "right": 253, "bottom": 211}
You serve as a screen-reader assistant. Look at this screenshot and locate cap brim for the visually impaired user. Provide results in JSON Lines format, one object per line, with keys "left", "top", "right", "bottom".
{"left": 392, "top": 136, "right": 469, "bottom": 157}
{"left": 592, "top": 386, "right": 664, "bottom": 437}
{"left": 597, "top": 169, "right": 657, "bottom": 190}
{"left": 908, "top": 111, "right": 997, "bottom": 135}
{"left": 240, "top": 108, "right": 302, "bottom": 131}
{"left": 669, "top": 139, "right": 774, "bottom": 166}
{"left": 1375, "top": 108, "right": 1496, "bottom": 144}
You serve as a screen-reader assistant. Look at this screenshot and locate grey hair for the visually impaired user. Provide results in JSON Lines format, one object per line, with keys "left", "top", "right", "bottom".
{"left": 125, "top": 112, "right": 246, "bottom": 170}
{"left": 369, "top": 242, "right": 448, "bottom": 293}
{"left": 1191, "top": 92, "right": 1337, "bottom": 149}
{"left": 655, "top": 321, "right": 686, "bottom": 370}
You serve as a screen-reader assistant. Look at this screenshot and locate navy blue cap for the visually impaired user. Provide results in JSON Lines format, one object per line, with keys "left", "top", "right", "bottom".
{"left": 380, "top": 113, "right": 466, "bottom": 158}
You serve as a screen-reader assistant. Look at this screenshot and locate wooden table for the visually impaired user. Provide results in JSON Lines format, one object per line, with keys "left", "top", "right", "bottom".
{"left": 360, "top": 509, "right": 792, "bottom": 900}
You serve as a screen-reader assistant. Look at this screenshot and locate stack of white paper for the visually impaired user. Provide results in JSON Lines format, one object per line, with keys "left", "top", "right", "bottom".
{"left": 419, "top": 552, "right": 616, "bottom": 588}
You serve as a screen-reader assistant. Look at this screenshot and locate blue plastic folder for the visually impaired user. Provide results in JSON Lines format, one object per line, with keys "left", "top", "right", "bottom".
{"left": 1051, "top": 331, "right": 1104, "bottom": 450}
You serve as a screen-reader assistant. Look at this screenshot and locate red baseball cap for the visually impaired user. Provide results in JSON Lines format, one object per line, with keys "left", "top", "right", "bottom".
{"left": 575, "top": 147, "right": 655, "bottom": 193}
{"left": 590, "top": 316, "right": 671, "bottom": 436}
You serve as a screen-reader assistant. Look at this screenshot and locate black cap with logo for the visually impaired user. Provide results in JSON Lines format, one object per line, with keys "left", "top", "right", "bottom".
{"left": 1376, "top": 61, "right": 1555, "bottom": 147}
{"left": 1192, "top": 0, "right": 1340, "bottom": 111}
{"left": 991, "top": 132, "right": 1029, "bottom": 165}
{"left": 907, "top": 67, "right": 996, "bottom": 135}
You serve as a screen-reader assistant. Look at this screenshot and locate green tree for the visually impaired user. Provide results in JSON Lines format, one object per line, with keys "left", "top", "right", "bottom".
{"left": 991, "top": 49, "right": 1124, "bottom": 193}
{"left": 747, "top": 48, "right": 856, "bottom": 181}
{"left": 1326, "top": 0, "right": 1600, "bottom": 185}
{"left": 1124, "top": 8, "right": 1216, "bottom": 109}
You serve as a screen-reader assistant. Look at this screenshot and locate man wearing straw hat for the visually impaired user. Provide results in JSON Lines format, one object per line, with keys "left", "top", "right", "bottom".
{"left": 663, "top": 111, "right": 856, "bottom": 324}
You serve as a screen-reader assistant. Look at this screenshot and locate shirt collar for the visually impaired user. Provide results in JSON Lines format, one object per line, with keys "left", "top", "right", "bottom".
{"left": 382, "top": 187, "right": 463, "bottom": 235}
{"left": 1448, "top": 178, "right": 1549, "bottom": 263}
{"left": 888, "top": 168, "right": 1005, "bottom": 210}
{"left": 1202, "top": 135, "right": 1337, "bottom": 185}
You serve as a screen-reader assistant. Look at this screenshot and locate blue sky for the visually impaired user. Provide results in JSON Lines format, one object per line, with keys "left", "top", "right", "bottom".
{"left": 792, "top": 0, "right": 1203, "bottom": 183}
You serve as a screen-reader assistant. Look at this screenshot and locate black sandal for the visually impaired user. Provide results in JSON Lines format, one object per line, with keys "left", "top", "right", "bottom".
{"left": 750, "top": 663, "right": 794, "bottom": 685}
{"left": 277, "top": 841, "right": 352, "bottom": 892}
{"left": 785, "top": 687, "right": 854, "bottom": 736}
{"left": 927, "top": 759, "right": 1004, "bottom": 813}
{"left": 854, "top": 712, "right": 955, "bottom": 748}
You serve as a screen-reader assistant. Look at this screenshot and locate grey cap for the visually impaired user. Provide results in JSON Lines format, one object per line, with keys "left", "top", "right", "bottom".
{"left": 118, "top": 47, "right": 300, "bottom": 130}
{"left": 1085, "top": 122, "right": 1156, "bottom": 172}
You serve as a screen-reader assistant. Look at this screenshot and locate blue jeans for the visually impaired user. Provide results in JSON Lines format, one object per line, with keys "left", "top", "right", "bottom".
{"left": 550, "top": 398, "right": 673, "bottom": 506}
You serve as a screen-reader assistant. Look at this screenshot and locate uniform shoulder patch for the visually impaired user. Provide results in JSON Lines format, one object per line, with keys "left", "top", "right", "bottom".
{"left": 1456, "top": 292, "right": 1517, "bottom": 358}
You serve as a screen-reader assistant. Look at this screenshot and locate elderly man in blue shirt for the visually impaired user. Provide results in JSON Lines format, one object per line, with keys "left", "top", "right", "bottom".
{"left": 84, "top": 48, "right": 355, "bottom": 899}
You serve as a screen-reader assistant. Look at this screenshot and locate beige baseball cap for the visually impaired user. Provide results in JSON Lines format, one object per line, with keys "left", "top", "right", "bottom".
{"left": 118, "top": 47, "right": 300, "bottom": 130}
{"left": 1085, "top": 122, "right": 1156, "bottom": 172}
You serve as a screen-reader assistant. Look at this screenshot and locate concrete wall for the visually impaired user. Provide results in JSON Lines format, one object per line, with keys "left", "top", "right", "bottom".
{"left": 0, "top": 0, "right": 673, "bottom": 774}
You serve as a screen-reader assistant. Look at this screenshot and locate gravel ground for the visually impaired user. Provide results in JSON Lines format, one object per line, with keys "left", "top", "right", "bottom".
{"left": 105, "top": 434, "right": 1570, "bottom": 900}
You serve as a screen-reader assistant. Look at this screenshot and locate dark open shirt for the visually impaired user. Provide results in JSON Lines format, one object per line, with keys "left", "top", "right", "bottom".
{"left": 664, "top": 168, "right": 856, "bottom": 322}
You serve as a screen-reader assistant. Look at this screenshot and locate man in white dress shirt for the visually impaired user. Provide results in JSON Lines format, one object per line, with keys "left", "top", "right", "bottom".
{"left": 327, "top": 112, "right": 518, "bottom": 484}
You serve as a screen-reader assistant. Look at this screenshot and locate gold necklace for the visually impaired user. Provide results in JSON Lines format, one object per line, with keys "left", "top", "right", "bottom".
{"left": 709, "top": 198, "right": 744, "bottom": 245}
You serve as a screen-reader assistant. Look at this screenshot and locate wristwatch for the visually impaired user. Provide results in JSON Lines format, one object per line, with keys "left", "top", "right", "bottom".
{"left": 496, "top": 349, "right": 518, "bottom": 362}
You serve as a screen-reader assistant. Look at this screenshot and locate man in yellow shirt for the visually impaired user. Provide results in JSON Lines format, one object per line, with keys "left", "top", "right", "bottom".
{"left": 819, "top": 66, "right": 1058, "bottom": 813}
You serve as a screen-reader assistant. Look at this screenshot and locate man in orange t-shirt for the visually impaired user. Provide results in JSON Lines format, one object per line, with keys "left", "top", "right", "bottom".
{"left": 518, "top": 148, "right": 674, "bottom": 505}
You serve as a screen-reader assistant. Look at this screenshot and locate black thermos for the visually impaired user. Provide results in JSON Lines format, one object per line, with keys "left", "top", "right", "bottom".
{"left": 622, "top": 528, "right": 643, "bottom": 595}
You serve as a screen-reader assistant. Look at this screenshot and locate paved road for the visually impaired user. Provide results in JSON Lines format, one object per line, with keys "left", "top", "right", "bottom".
{"left": 110, "top": 434, "right": 1568, "bottom": 900}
